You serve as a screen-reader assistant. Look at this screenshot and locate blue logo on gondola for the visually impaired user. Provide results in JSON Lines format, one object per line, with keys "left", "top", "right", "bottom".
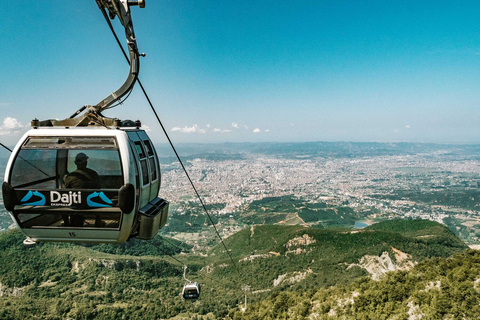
{"left": 87, "top": 192, "right": 113, "bottom": 208}
{"left": 21, "top": 190, "right": 46, "bottom": 206}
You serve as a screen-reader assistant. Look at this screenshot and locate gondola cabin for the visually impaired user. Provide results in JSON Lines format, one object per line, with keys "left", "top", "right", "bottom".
{"left": 182, "top": 282, "right": 201, "bottom": 300}
{"left": 2, "top": 125, "right": 168, "bottom": 244}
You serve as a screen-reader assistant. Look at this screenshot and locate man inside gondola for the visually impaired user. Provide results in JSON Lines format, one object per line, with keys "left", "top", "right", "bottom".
{"left": 64, "top": 153, "right": 100, "bottom": 189}
{"left": 63, "top": 153, "right": 104, "bottom": 227}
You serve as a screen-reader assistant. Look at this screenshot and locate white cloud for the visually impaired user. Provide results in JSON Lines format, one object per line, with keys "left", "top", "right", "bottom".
{"left": 171, "top": 124, "right": 199, "bottom": 133}
{"left": 171, "top": 124, "right": 234, "bottom": 134}
{"left": 0, "top": 117, "right": 24, "bottom": 136}
{"left": 231, "top": 122, "right": 239, "bottom": 128}
{"left": 253, "top": 128, "right": 261, "bottom": 133}
{"left": 3, "top": 117, "right": 23, "bottom": 130}
{"left": 142, "top": 124, "right": 151, "bottom": 132}
{"left": 265, "top": 129, "right": 270, "bottom": 133}
{"left": 244, "top": 125, "right": 249, "bottom": 130}
{"left": 405, "top": 124, "right": 411, "bottom": 129}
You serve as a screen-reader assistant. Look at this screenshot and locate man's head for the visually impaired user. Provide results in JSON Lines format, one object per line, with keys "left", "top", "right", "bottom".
{"left": 75, "top": 153, "right": 89, "bottom": 167}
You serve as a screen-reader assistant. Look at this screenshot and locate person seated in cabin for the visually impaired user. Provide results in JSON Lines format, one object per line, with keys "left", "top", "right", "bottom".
{"left": 63, "top": 153, "right": 104, "bottom": 227}
{"left": 64, "top": 153, "right": 100, "bottom": 189}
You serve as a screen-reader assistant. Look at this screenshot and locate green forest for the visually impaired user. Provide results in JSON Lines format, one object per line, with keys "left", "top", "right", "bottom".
{"left": 228, "top": 249, "right": 480, "bottom": 319}
{"left": 0, "top": 219, "right": 474, "bottom": 319}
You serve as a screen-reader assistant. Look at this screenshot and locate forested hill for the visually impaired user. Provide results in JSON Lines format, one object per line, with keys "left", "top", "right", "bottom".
{"left": 0, "top": 220, "right": 468, "bottom": 319}
{"left": 211, "top": 220, "right": 466, "bottom": 291}
{"left": 228, "top": 249, "right": 480, "bottom": 319}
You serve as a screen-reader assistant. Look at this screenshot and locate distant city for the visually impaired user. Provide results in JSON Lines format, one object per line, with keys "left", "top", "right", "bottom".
{"left": 2, "top": 142, "right": 480, "bottom": 245}
{"left": 156, "top": 142, "right": 480, "bottom": 245}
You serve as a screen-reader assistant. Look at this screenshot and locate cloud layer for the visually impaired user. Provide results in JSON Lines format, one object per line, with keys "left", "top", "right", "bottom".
{"left": 171, "top": 123, "right": 270, "bottom": 135}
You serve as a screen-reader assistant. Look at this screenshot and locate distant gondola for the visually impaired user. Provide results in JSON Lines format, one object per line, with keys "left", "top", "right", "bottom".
{"left": 182, "top": 282, "right": 201, "bottom": 300}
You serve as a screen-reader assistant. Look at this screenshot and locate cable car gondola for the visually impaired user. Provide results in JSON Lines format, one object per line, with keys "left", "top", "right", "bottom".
{"left": 182, "top": 282, "right": 201, "bottom": 300}
{"left": 181, "top": 266, "right": 201, "bottom": 300}
{"left": 2, "top": 0, "right": 168, "bottom": 244}
{"left": 3, "top": 124, "right": 168, "bottom": 244}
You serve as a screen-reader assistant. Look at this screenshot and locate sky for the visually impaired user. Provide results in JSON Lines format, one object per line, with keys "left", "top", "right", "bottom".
{"left": 1, "top": 0, "right": 480, "bottom": 145}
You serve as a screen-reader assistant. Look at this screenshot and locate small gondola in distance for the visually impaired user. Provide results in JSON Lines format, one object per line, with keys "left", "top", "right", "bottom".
{"left": 182, "top": 282, "right": 201, "bottom": 300}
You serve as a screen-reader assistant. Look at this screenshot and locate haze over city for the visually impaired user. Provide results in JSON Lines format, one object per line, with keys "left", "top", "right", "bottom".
{"left": 1, "top": 1, "right": 480, "bottom": 145}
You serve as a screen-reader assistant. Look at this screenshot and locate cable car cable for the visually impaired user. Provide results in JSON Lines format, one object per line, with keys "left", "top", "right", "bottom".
{"left": 160, "top": 230, "right": 241, "bottom": 284}
{"left": 1, "top": 143, "right": 13, "bottom": 153}
{"left": 103, "top": 84, "right": 135, "bottom": 110}
{"left": 151, "top": 237, "right": 217, "bottom": 286}
{"left": 162, "top": 250, "right": 186, "bottom": 267}
{"left": 98, "top": 11, "right": 244, "bottom": 279}
{"left": 0, "top": 143, "right": 50, "bottom": 177}
{"left": 139, "top": 85, "right": 243, "bottom": 277}
{"left": 157, "top": 235, "right": 218, "bottom": 283}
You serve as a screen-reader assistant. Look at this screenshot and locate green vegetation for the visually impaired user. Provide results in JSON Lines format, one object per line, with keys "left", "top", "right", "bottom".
{"left": 0, "top": 220, "right": 469, "bottom": 319}
{"left": 228, "top": 249, "right": 480, "bottom": 319}
{"left": 88, "top": 235, "right": 191, "bottom": 257}
{"left": 373, "top": 189, "right": 480, "bottom": 210}
{"left": 367, "top": 219, "right": 459, "bottom": 242}
{"left": 0, "top": 229, "right": 228, "bottom": 319}
{"left": 0, "top": 211, "right": 13, "bottom": 231}
{"left": 165, "top": 202, "right": 221, "bottom": 233}
{"left": 239, "top": 195, "right": 359, "bottom": 227}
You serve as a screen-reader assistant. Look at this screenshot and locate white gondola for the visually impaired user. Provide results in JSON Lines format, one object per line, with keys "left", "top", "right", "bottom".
{"left": 2, "top": 124, "right": 168, "bottom": 244}
{"left": 1, "top": 0, "right": 169, "bottom": 244}
{"left": 181, "top": 265, "right": 201, "bottom": 300}
{"left": 182, "top": 282, "right": 201, "bottom": 300}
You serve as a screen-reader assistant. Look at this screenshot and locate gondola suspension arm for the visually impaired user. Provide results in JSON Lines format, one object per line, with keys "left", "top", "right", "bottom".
{"left": 94, "top": 0, "right": 144, "bottom": 113}
{"left": 37, "top": 0, "right": 145, "bottom": 127}
{"left": 183, "top": 265, "right": 192, "bottom": 283}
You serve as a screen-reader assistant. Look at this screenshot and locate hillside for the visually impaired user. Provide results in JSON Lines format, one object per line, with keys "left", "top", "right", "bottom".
{"left": 228, "top": 249, "right": 480, "bottom": 319}
{"left": 0, "top": 220, "right": 468, "bottom": 319}
{"left": 210, "top": 220, "right": 466, "bottom": 292}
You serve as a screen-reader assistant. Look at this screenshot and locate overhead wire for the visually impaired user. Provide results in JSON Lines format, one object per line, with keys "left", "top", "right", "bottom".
{"left": 99, "top": 8, "right": 244, "bottom": 279}
{"left": 152, "top": 235, "right": 217, "bottom": 283}
{"left": 160, "top": 248, "right": 186, "bottom": 267}
{"left": 0, "top": 143, "right": 219, "bottom": 286}
{"left": 0, "top": 143, "right": 50, "bottom": 177}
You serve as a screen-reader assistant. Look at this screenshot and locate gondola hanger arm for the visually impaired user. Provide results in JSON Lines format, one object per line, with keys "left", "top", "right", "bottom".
{"left": 93, "top": 0, "right": 145, "bottom": 113}
{"left": 36, "top": 0, "right": 146, "bottom": 128}
{"left": 183, "top": 265, "right": 192, "bottom": 283}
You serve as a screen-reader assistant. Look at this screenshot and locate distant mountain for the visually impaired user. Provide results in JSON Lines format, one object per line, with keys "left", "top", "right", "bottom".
{"left": 0, "top": 220, "right": 468, "bottom": 319}
{"left": 155, "top": 141, "right": 480, "bottom": 162}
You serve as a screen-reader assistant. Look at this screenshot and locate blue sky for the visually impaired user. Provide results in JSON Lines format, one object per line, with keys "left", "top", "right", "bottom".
{"left": 1, "top": 0, "right": 480, "bottom": 145}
